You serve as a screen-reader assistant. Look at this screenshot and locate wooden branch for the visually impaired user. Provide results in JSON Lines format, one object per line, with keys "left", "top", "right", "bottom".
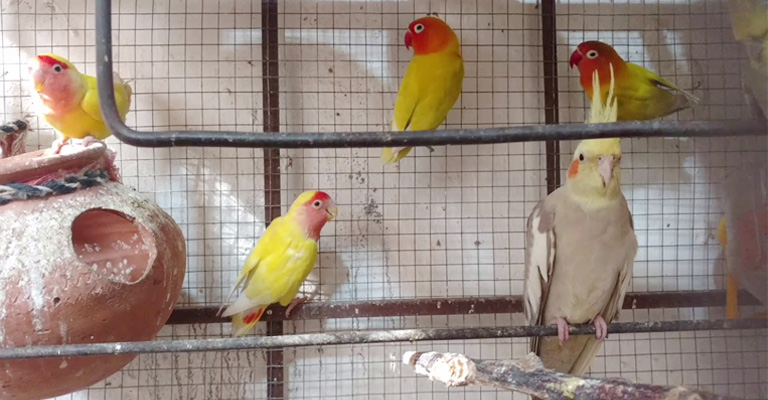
{"left": 403, "top": 351, "right": 741, "bottom": 400}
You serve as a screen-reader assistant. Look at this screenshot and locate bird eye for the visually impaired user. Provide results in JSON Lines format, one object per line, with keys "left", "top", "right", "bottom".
{"left": 53, "top": 64, "right": 63, "bottom": 73}
{"left": 579, "top": 154, "right": 585, "bottom": 161}
{"left": 586, "top": 50, "right": 598, "bottom": 59}
{"left": 414, "top": 23, "right": 425, "bottom": 33}
{"left": 312, "top": 200, "right": 323, "bottom": 209}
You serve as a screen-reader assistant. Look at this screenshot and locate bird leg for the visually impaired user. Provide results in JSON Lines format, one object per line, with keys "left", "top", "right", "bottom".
{"left": 592, "top": 315, "right": 608, "bottom": 341}
{"left": 81, "top": 135, "right": 104, "bottom": 148}
{"left": 51, "top": 137, "right": 71, "bottom": 155}
{"left": 285, "top": 296, "right": 308, "bottom": 318}
{"left": 556, "top": 317, "right": 570, "bottom": 346}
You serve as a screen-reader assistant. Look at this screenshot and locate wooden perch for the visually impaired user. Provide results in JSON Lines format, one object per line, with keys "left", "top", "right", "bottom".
{"left": 403, "top": 351, "right": 742, "bottom": 400}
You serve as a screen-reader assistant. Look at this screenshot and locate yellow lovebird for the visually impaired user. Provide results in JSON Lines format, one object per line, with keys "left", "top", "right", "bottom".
{"left": 570, "top": 41, "right": 700, "bottom": 121}
{"left": 221, "top": 191, "right": 337, "bottom": 337}
{"left": 29, "top": 54, "right": 132, "bottom": 153}
{"left": 381, "top": 16, "right": 464, "bottom": 165}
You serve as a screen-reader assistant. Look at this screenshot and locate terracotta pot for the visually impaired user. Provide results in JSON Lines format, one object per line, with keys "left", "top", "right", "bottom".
{"left": 0, "top": 145, "right": 186, "bottom": 400}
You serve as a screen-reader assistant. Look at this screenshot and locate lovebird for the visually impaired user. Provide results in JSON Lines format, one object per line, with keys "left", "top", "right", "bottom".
{"left": 221, "top": 191, "right": 337, "bottom": 337}
{"left": 570, "top": 40, "right": 700, "bottom": 121}
{"left": 381, "top": 16, "right": 464, "bottom": 165}
{"left": 29, "top": 54, "right": 132, "bottom": 153}
{"left": 524, "top": 68, "right": 638, "bottom": 378}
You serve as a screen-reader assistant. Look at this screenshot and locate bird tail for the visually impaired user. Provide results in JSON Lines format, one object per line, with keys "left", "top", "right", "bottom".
{"left": 671, "top": 87, "right": 701, "bottom": 114}
{"left": 231, "top": 307, "right": 266, "bottom": 337}
{"left": 381, "top": 147, "right": 412, "bottom": 165}
{"left": 381, "top": 119, "right": 414, "bottom": 164}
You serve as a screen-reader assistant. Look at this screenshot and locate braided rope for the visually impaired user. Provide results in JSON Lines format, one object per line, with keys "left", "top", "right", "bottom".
{"left": 0, "top": 120, "right": 29, "bottom": 158}
{"left": 0, "top": 169, "right": 111, "bottom": 206}
{"left": 0, "top": 120, "right": 27, "bottom": 134}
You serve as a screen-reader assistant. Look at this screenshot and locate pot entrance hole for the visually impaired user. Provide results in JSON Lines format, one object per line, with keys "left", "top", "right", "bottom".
{"left": 71, "top": 209, "right": 153, "bottom": 284}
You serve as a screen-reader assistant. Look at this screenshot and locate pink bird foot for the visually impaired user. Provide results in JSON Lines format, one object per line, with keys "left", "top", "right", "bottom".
{"left": 50, "top": 137, "right": 70, "bottom": 155}
{"left": 556, "top": 317, "right": 570, "bottom": 346}
{"left": 81, "top": 136, "right": 104, "bottom": 148}
{"left": 285, "top": 296, "right": 308, "bottom": 318}
{"left": 592, "top": 315, "right": 608, "bottom": 341}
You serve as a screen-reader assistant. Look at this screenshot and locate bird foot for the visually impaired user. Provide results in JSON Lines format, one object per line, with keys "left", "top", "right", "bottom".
{"left": 285, "top": 296, "right": 308, "bottom": 318}
{"left": 556, "top": 317, "right": 570, "bottom": 346}
{"left": 592, "top": 315, "right": 608, "bottom": 341}
{"left": 50, "top": 137, "right": 70, "bottom": 155}
{"left": 81, "top": 136, "right": 104, "bottom": 148}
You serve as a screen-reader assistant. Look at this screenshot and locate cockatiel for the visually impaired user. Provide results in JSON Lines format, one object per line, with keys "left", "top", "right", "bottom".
{"left": 221, "top": 191, "right": 337, "bottom": 337}
{"left": 524, "top": 66, "right": 638, "bottom": 377}
{"left": 28, "top": 54, "right": 132, "bottom": 154}
{"left": 381, "top": 16, "right": 464, "bottom": 165}
{"left": 570, "top": 40, "right": 700, "bottom": 121}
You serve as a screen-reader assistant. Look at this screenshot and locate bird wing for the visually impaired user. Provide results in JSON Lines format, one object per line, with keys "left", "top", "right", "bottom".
{"left": 524, "top": 188, "right": 562, "bottom": 352}
{"left": 81, "top": 73, "right": 132, "bottom": 124}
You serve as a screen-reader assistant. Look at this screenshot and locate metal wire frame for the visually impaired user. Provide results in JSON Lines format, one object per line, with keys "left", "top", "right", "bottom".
{"left": 165, "top": 290, "right": 762, "bottom": 325}
{"left": 0, "top": 319, "right": 763, "bottom": 360}
{"left": 94, "top": 0, "right": 766, "bottom": 149}
{"left": 71, "top": 0, "right": 765, "bottom": 398}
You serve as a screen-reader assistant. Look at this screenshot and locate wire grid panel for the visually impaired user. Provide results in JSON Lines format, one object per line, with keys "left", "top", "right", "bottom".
{"left": 0, "top": 0, "right": 766, "bottom": 400}
{"left": 277, "top": 0, "right": 546, "bottom": 306}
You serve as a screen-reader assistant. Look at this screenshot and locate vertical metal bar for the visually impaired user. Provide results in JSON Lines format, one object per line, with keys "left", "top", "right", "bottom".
{"left": 261, "top": 1, "right": 283, "bottom": 399}
{"left": 541, "top": 0, "right": 561, "bottom": 194}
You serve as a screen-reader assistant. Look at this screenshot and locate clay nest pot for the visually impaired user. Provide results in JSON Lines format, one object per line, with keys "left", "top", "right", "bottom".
{"left": 0, "top": 145, "right": 186, "bottom": 400}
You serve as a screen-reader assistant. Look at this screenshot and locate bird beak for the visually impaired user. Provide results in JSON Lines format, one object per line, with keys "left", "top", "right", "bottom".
{"left": 404, "top": 31, "right": 413, "bottom": 51}
{"left": 326, "top": 201, "right": 338, "bottom": 221}
{"left": 569, "top": 49, "right": 583, "bottom": 69}
{"left": 597, "top": 155, "right": 615, "bottom": 187}
{"left": 29, "top": 58, "right": 45, "bottom": 92}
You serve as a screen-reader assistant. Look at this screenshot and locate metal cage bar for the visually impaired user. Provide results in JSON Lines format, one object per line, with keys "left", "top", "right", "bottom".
{"left": 0, "top": 319, "right": 763, "bottom": 360}
{"left": 165, "top": 290, "right": 763, "bottom": 325}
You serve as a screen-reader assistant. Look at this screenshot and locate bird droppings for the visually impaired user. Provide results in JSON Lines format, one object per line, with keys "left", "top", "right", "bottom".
{"left": 59, "top": 360, "right": 68, "bottom": 369}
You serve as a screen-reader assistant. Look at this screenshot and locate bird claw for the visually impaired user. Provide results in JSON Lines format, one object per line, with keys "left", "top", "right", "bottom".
{"left": 285, "top": 296, "right": 308, "bottom": 318}
{"left": 81, "top": 136, "right": 104, "bottom": 148}
{"left": 50, "top": 137, "right": 69, "bottom": 155}
{"left": 592, "top": 315, "right": 608, "bottom": 341}
{"left": 556, "top": 317, "right": 570, "bottom": 346}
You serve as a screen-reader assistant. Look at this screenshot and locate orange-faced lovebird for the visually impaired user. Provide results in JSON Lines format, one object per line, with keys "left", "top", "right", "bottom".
{"left": 570, "top": 40, "right": 699, "bottom": 121}
{"left": 382, "top": 16, "right": 464, "bottom": 164}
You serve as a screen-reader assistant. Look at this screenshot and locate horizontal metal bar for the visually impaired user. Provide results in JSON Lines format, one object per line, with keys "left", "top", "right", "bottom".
{"left": 95, "top": 2, "right": 766, "bottom": 148}
{"left": 0, "top": 319, "right": 763, "bottom": 360}
{"left": 167, "top": 290, "right": 761, "bottom": 325}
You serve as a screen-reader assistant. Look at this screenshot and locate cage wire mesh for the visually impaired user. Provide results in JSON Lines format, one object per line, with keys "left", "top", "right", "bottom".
{"left": 0, "top": 0, "right": 766, "bottom": 399}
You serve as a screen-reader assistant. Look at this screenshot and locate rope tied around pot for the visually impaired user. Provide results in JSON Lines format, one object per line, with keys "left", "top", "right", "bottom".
{"left": 0, "top": 120, "right": 29, "bottom": 159}
{"left": 0, "top": 168, "right": 111, "bottom": 205}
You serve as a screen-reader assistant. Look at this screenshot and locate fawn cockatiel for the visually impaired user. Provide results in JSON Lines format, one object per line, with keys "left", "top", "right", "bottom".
{"left": 381, "top": 16, "right": 464, "bottom": 164}
{"left": 221, "top": 191, "right": 337, "bottom": 337}
{"left": 28, "top": 54, "right": 132, "bottom": 153}
{"left": 570, "top": 40, "right": 699, "bottom": 121}
{"left": 524, "top": 67, "right": 638, "bottom": 377}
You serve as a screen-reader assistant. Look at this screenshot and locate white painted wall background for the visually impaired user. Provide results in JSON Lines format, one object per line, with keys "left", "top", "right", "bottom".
{"left": 0, "top": 0, "right": 766, "bottom": 399}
